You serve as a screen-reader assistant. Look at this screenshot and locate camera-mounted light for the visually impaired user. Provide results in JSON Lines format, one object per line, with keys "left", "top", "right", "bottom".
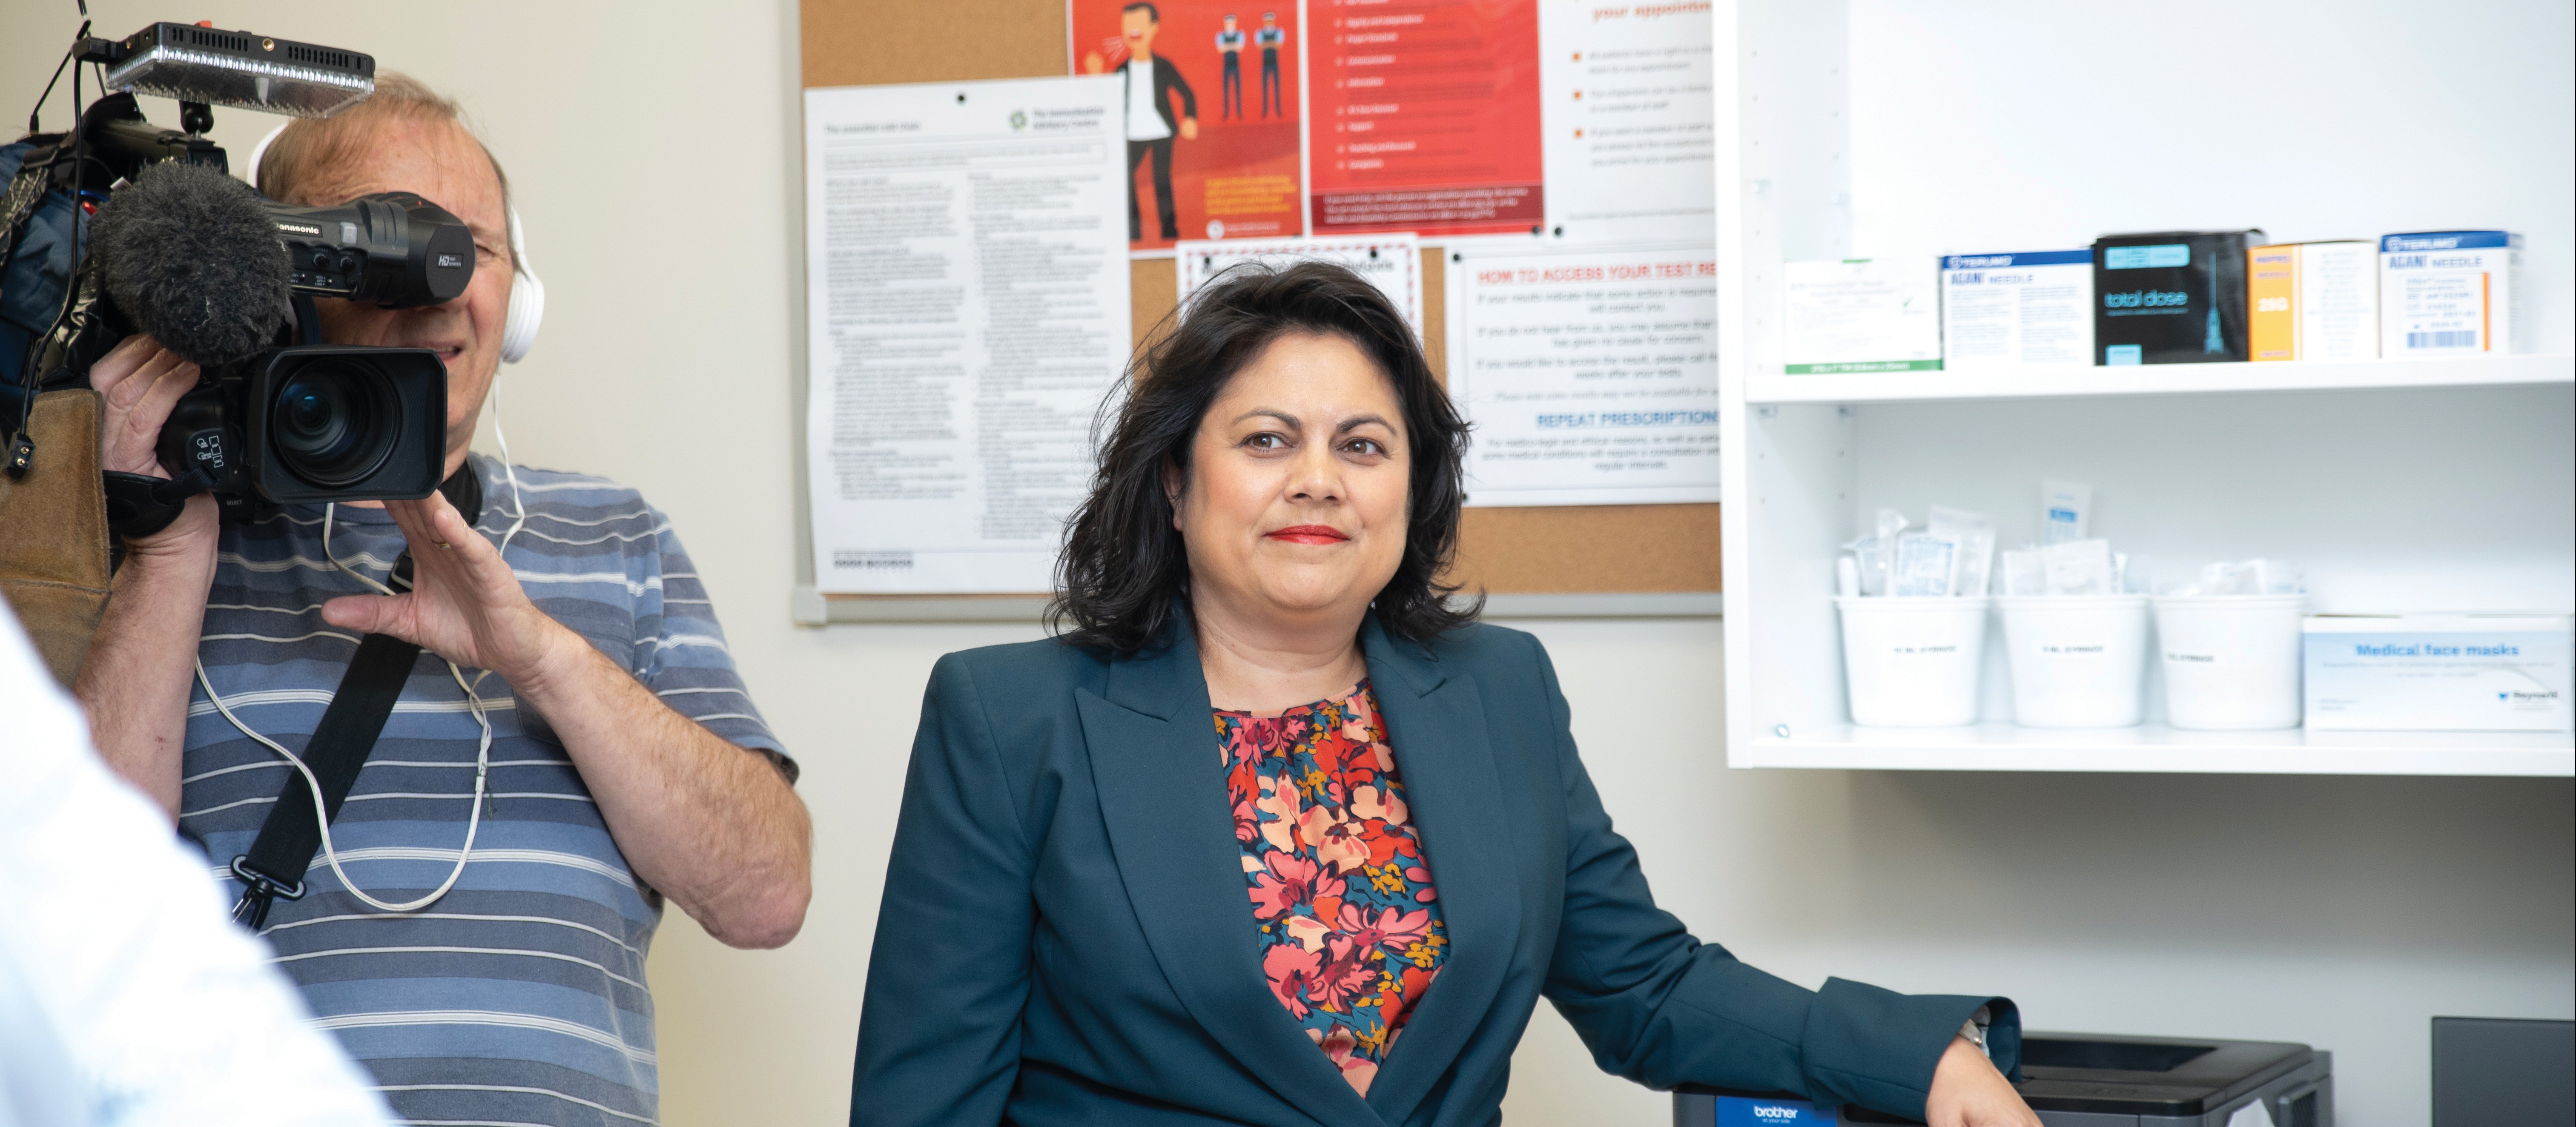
{"left": 83, "top": 23, "right": 374, "bottom": 119}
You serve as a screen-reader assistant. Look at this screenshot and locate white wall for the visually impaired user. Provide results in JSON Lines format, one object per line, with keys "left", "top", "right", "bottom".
{"left": 5, "top": 3, "right": 2570, "bottom": 1125}
{"left": 1845, "top": 0, "right": 2576, "bottom": 356}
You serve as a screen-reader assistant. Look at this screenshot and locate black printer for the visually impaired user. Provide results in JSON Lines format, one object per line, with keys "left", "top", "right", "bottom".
{"left": 1673, "top": 1032, "right": 2333, "bottom": 1127}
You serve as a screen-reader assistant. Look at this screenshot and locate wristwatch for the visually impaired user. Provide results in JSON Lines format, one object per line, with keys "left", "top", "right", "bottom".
{"left": 1957, "top": 1005, "right": 1992, "bottom": 1060}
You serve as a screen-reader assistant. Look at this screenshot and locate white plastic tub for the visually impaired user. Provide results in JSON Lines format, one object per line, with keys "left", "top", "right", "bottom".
{"left": 1836, "top": 596, "right": 1990, "bottom": 727}
{"left": 2154, "top": 594, "right": 2307, "bottom": 730}
{"left": 1996, "top": 594, "right": 2151, "bottom": 728}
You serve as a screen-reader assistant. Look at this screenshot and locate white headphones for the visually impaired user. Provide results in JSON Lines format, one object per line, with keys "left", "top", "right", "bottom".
{"left": 248, "top": 123, "right": 545, "bottom": 363}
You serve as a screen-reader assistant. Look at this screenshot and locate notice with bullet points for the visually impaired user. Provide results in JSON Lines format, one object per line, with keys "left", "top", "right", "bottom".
{"left": 1308, "top": 0, "right": 1544, "bottom": 236}
{"left": 1446, "top": 247, "right": 1722, "bottom": 506}
{"left": 1539, "top": 0, "right": 1715, "bottom": 246}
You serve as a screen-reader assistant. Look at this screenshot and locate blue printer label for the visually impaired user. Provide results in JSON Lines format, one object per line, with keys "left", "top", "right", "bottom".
{"left": 2381, "top": 231, "right": 2512, "bottom": 252}
{"left": 2105, "top": 244, "right": 2191, "bottom": 268}
{"left": 1945, "top": 249, "right": 2092, "bottom": 270}
{"left": 1715, "top": 1096, "right": 1838, "bottom": 1126}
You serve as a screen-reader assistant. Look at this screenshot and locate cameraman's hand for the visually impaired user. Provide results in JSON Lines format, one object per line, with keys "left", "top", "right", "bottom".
{"left": 1925, "top": 1035, "right": 2041, "bottom": 1127}
{"left": 90, "top": 334, "right": 217, "bottom": 554}
{"left": 75, "top": 335, "right": 221, "bottom": 818}
{"left": 320, "top": 489, "right": 579, "bottom": 688}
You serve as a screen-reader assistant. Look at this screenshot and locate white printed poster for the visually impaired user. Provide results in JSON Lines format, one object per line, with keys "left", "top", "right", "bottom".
{"left": 803, "top": 77, "right": 1131, "bottom": 593}
{"left": 1174, "top": 235, "right": 1422, "bottom": 331}
{"left": 1444, "top": 247, "right": 1721, "bottom": 506}
{"left": 1538, "top": 0, "right": 1715, "bottom": 245}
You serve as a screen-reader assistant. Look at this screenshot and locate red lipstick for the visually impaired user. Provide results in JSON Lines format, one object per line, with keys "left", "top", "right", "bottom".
{"left": 1267, "top": 524, "right": 1349, "bottom": 545}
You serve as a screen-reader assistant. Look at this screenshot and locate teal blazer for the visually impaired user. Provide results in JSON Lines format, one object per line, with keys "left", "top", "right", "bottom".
{"left": 852, "top": 613, "right": 2019, "bottom": 1127}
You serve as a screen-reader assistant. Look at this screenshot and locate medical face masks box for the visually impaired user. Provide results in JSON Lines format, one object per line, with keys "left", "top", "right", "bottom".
{"left": 1784, "top": 258, "right": 1941, "bottom": 374}
{"left": 2091, "top": 230, "right": 2262, "bottom": 365}
{"left": 2381, "top": 231, "right": 2524, "bottom": 357}
{"left": 2303, "top": 614, "right": 2573, "bottom": 731}
{"left": 1940, "top": 250, "right": 2093, "bottom": 370}
{"left": 2248, "top": 241, "right": 2377, "bottom": 361}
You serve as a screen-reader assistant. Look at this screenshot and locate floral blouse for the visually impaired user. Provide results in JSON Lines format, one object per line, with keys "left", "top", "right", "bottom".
{"left": 1217, "top": 681, "right": 1446, "bottom": 1097}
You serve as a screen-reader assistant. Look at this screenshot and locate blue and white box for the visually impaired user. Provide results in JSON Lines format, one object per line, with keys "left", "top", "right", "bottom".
{"left": 1940, "top": 250, "right": 2094, "bottom": 371}
{"left": 2380, "top": 231, "right": 2524, "bottom": 357}
{"left": 2303, "top": 613, "right": 2573, "bottom": 731}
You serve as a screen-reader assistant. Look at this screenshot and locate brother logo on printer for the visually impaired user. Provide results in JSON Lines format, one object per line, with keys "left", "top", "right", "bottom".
{"left": 1751, "top": 1107, "right": 1800, "bottom": 1121}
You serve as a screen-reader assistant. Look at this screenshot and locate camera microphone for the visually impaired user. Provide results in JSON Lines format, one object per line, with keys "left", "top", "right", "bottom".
{"left": 91, "top": 161, "right": 293, "bottom": 368}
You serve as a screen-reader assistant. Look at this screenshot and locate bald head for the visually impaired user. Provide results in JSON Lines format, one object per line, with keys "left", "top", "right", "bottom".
{"left": 256, "top": 72, "right": 509, "bottom": 211}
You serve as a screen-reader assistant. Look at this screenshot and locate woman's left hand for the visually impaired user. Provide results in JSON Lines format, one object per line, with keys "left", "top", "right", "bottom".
{"left": 1924, "top": 1035, "right": 2042, "bottom": 1127}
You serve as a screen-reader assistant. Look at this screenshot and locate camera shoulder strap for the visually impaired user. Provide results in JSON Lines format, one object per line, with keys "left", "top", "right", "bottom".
{"left": 229, "top": 463, "right": 483, "bottom": 930}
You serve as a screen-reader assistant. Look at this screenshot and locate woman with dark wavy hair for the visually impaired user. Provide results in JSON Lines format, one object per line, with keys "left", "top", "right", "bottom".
{"left": 851, "top": 262, "right": 2039, "bottom": 1127}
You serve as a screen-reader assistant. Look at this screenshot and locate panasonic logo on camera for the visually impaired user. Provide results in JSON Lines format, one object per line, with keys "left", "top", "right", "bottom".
{"left": 274, "top": 222, "right": 323, "bottom": 235}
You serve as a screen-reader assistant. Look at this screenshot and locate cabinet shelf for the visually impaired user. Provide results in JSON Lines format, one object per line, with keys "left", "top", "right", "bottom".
{"left": 1745, "top": 355, "right": 2574, "bottom": 406}
{"left": 1713, "top": 3, "right": 2571, "bottom": 776}
{"left": 1733, "top": 726, "right": 2575, "bottom": 777}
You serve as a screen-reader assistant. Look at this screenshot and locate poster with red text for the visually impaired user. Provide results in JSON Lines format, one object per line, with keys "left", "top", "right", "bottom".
{"left": 1309, "top": 0, "right": 1544, "bottom": 237}
{"left": 1071, "top": 0, "right": 1306, "bottom": 254}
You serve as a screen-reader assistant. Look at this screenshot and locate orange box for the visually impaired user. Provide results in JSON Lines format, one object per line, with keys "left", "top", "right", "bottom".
{"left": 2247, "top": 241, "right": 2377, "bottom": 362}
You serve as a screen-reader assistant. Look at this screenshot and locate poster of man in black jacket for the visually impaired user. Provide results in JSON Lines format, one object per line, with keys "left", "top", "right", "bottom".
{"left": 1110, "top": 2, "right": 1196, "bottom": 241}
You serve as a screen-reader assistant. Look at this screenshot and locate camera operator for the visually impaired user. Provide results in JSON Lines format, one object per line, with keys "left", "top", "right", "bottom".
{"left": 72, "top": 75, "right": 809, "bottom": 1127}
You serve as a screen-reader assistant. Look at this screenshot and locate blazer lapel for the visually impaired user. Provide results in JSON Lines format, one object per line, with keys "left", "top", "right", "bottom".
{"left": 1078, "top": 618, "right": 1383, "bottom": 1127}
{"left": 1357, "top": 617, "right": 1524, "bottom": 1125}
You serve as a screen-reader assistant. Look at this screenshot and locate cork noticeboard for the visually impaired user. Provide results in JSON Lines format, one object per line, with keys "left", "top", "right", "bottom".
{"left": 799, "top": 0, "right": 1721, "bottom": 608}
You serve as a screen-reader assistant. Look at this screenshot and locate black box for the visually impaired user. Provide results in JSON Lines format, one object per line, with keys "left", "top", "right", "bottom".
{"left": 2092, "top": 229, "right": 2264, "bottom": 365}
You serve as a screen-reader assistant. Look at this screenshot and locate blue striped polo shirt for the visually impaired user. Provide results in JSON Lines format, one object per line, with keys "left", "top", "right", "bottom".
{"left": 176, "top": 453, "right": 787, "bottom": 1127}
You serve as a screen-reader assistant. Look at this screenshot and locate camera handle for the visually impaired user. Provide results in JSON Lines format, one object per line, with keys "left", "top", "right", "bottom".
{"left": 102, "top": 465, "right": 212, "bottom": 540}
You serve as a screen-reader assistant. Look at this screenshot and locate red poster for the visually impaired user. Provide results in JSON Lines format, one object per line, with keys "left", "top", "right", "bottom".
{"left": 1071, "top": 0, "right": 1306, "bottom": 252}
{"left": 1310, "top": 0, "right": 1544, "bottom": 236}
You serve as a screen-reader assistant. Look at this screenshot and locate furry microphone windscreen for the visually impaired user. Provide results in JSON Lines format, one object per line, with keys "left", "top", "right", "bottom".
{"left": 92, "top": 161, "right": 293, "bottom": 368}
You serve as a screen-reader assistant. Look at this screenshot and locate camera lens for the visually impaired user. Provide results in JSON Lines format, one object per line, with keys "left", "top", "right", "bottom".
{"left": 270, "top": 360, "right": 400, "bottom": 489}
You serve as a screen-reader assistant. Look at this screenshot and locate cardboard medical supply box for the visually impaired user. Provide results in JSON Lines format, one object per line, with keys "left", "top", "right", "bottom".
{"left": 1939, "top": 250, "right": 2094, "bottom": 371}
{"left": 2303, "top": 613, "right": 2573, "bottom": 731}
{"left": 2091, "top": 230, "right": 2263, "bottom": 365}
{"left": 2380, "top": 230, "right": 2524, "bottom": 357}
{"left": 1675, "top": 1032, "right": 2335, "bottom": 1126}
{"left": 1784, "top": 258, "right": 1942, "bottom": 374}
{"left": 2248, "top": 240, "right": 2377, "bottom": 361}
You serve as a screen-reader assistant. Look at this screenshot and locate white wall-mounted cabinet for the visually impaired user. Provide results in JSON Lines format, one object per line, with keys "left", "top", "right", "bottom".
{"left": 1714, "top": 0, "right": 2576, "bottom": 776}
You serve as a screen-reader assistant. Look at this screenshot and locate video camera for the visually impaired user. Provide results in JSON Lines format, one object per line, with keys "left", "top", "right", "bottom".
{"left": 2, "top": 21, "right": 467, "bottom": 527}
